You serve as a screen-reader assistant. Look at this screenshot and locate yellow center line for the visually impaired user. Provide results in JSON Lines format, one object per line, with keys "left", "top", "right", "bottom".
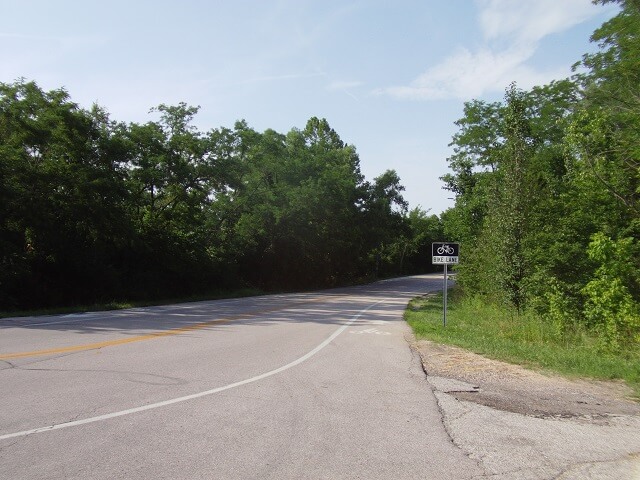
{"left": 0, "top": 317, "right": 234, "bottom": 360}
{"left": 0, "top": 295, "right": 340, "bottom": 360}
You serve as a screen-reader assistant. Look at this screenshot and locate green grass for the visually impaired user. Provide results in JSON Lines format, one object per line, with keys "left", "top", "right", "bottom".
{"left": 405, "top": 287, "right": 640, "bottom": 398}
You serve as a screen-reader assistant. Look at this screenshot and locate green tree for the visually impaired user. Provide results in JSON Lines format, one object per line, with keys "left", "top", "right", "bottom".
{"left": 361, "top": 170, "right": 410, "bottom": 276}
{"left": 121, "top": 103, "right": 233, "bottom": 298}
{"left": 582, "top": 233, "right": 640, "bottom": 349}
{"left": 439, "top": 0, "right": 640, "bottom": 352}
{"left": 1, "top": 81, "right": 419, "bottom": 308}
{"left": 394, "top": 208, "right": 443, "bottom": 275}
{"left": 442, "top": 81, "right": 582, "bottom": 311}
{"left": 0, "top": 80, "right": 132, "bottom": 307}
{"left": 571, "top": 0, "right": 640, "bottom": 226}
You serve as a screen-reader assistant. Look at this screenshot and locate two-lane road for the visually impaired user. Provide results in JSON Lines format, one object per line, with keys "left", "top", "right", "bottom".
{"left": 0, "top": 275, "right": 481, "bottom": 479}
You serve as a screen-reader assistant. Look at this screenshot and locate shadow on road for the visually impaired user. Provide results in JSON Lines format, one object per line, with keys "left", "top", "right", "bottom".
{"left": 0, "top": 275, "right": 445, "bottom": 338}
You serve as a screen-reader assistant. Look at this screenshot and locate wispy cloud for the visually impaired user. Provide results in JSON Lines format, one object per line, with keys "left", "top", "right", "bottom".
{"left": 327, "top": 80, "right": 362, "bottom": 91}
{"left": 478, "top": 0, "right": 599, "bottom": 44}
{"left": 326, "top": 80, "right": 362, "bottom": 100}
{"left": 377, "top": 45, "right": 567, "bottom": 101}
{"left": 377, "top": 0, "right": 607, "bottom": 101}
{"left": 239, "top": 72, "right": 325, "bottom": 85}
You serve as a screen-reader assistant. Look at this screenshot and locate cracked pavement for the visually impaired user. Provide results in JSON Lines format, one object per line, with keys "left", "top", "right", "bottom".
{"left": 415, "top": 339, "right": 640, "bottom": 479}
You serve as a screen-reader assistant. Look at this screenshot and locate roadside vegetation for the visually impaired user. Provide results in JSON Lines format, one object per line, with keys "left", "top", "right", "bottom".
{"left": 406, "top": 288, "right": 640, "bottom": 398}
{"left": 0, "top": 91, "right": 443, "bottom": 311}
{"left": 428, "top": 0, "right": 639, "bottom": 378}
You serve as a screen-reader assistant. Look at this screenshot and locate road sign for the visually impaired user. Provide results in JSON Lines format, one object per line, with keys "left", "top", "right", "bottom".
{"left": 431, "top": 242, "right": 460, "bottom": 327}
{"left": 432, "top": 242, "right": 459, "bottom": 265}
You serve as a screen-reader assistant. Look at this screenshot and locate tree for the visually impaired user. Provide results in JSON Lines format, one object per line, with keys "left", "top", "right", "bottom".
{"left": 490, "top": 84, "right": 536, "bottom": 310}
{"left": 572, "top": 0, "right": 640, "bottom": 224}
{"left": 439, "top": 0, "right": 640, "bottom": 349}
{"left": 442, "top": 82, "right": 578, "bottom": 310}
{"left": 1, "top": 82, "right": 419, "bottom": 308}
{"left": 0, "top": 80, "right": 132, "bottom": 307}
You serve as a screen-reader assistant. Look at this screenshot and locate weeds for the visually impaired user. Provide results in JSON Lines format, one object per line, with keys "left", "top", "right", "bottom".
{"left": 405, "top": 287, "right": 640, "bottom": 398}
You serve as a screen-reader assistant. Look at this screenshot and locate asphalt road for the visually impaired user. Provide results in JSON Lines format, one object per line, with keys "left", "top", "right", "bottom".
{"left": 0, "top": 275, "right": 481, "bottom": 479}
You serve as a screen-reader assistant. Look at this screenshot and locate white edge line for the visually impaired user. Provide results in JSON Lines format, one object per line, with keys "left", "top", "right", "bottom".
{"left": 0, "top": 300, "right": 384, "bottom": 441}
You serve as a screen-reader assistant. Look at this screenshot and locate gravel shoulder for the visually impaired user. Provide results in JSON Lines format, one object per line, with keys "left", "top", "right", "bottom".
{"left": 411, "top": 338, "right": 640, "bottom": 479}
{"left": 413, "top": 339, "right": 640, "bottom": 420}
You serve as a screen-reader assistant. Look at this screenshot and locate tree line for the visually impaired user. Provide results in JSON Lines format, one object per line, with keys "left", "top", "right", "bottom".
{"left": 0, "top": 84, "right": 443, "bottom": 310}
{"left": 441, "top": 0, "right": 639, "bottom": 351}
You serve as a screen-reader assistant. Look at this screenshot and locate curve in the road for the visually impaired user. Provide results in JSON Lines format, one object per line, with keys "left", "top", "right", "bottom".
{"left": 0, "top": 295, "right": 335, "bottom": 360}
{"left": 0, "top": 300, "right": 384, "bottom": 441}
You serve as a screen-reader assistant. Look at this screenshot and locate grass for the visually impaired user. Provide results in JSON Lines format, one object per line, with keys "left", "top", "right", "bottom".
{"left": 405, "top": 287, "right": 640, "bottom": 398}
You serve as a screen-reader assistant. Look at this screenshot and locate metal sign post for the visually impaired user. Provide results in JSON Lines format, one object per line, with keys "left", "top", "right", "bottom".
{"left": 432, "top": 242, "right": 459, "bottom": 327}
{"left": 443, "top": 263, "right": 448, "bottom": 326}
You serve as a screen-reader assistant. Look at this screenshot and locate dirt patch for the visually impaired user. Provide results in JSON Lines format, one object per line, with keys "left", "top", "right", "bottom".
{"left": 413, "top": 339, "right": 640, "bottom": 423}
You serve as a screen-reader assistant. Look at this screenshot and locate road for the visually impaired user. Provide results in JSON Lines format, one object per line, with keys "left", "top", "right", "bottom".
{"left": 0, "top": 275, "right": 482, "bottom": 479}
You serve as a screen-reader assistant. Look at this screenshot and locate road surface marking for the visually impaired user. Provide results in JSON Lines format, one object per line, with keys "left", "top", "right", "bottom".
{"left": 350, "top": 328, "right": 392, "bottom": 335}
{"left": 0, "top": 300, "right": 384, "bottom": 441}
{"left": 0, "top": 318, "right": 232, "bottom": 359}
{"left": 0, "top": 296, "right": 336, "bottom": 360}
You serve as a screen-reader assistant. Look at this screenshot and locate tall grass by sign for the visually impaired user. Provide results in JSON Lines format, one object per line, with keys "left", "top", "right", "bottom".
{"left": 405, "top": 288, "right": 640, "bottom": 398}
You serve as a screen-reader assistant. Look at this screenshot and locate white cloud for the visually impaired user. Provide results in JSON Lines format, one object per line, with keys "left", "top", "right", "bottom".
{"left": 378, "top": 0, "right": 606, "bottom": 101}
{"left": 478, "top": 0, "right": 601, "bottom": 44}
{"left": 377, "top": 45, "right": 567, "bottom": 101}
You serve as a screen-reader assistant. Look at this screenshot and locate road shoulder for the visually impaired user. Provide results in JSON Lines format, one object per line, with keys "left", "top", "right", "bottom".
{"left": 412, "top": 338, "right": 640, "bottom": 479}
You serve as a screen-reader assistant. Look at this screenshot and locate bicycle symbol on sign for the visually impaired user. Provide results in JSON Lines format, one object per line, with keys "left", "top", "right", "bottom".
{"left": 436, "top": 244, "right": 455, "bottom": 255}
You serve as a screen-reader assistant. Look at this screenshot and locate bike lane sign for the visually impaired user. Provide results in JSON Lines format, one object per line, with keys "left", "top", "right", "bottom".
{"left": 432, "top": 242, "right": 459, "bottom": 264}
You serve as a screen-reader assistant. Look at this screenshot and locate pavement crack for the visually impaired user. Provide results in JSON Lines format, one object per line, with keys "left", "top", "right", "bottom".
{"left": 433, "top": 393, "right": 487, "bottom": 475}
{"left": 551, "top": 452, "right": 640, "bottom": 479}
{"left": 1, "top": 359, "right": 17, "bottom": 369}
{"left": 409, "top": 343, "right": 489, "bottom": 476}
{"left": 410, "top": 341, "right": 500, "bottom": 478}
{"left": 0, "top": 437, "right": 23, "bottom": 454}
{"left": 7, "top": 364, "right": 188, "bottom": 386}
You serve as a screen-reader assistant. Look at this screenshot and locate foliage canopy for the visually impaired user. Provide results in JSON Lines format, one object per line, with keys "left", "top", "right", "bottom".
{"left": 442, "top": 0, "right": 640, "bottom": 350}
{"left": 0, "top": 84, "right": 443, "bottom": 310}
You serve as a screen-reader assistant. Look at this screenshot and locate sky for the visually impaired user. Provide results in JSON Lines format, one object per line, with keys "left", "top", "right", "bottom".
{"left": 1, "top": 0, "right": 619, "bottom": 214}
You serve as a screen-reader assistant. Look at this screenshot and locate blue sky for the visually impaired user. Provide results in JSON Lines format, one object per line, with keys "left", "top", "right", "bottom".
{"left": 1, "top": 0, "right": 618, "bottom": 213}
